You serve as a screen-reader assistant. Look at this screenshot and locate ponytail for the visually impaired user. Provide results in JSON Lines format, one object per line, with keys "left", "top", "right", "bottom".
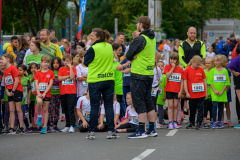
{"left": 92, "top": 28, "right": 110, "bottom": 42}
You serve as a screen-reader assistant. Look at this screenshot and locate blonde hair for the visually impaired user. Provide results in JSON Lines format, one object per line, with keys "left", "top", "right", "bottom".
{"left": 79, "top": 50, "right": 86, "bottom": 63}
{"left": 169, "top": 52, "right": 179, "bottom": 66}
{"left": 63, "top": 54, "right": 73, "bottom": 61}
{"left": 214, "top": 55, "right": 223, "bottom": 63}
{"left": 126, "top": 92, "right": 131, "bottom": 96}
{"left": 208, "top": 46, "right": 213, "bottom": 52}
{"left": 113, "top": 51, "right": 118, "bottom": 63}
{"left": 2, "top": 53, "right": 14, "bottom": 65}
{"left": 40, "top": 55, "right": 50, "bottom": 70}
{"left": 205, "top": 56, "right": 214, "bottom": 69}
{"left": 187, "top": 55, "right": 202, "bottom": 67}
{"left": 220, "top": 54, "right": 228, "bottom": 67}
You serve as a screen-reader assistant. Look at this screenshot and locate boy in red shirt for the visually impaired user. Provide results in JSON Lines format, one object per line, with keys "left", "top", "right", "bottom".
{"left": 183, "top": 55, "right": 207, "bottom": 129}
{"left": 2, "top": 54, "right": 24, "bottom": 134}
{"left": 163, "top": 52, "right": 183, "bottom": 129}
{"left": 34, "top": 55, "right": 55, "bottom": 134}
{"left": 58, "top": 54, "right": 77, "bottom": 133}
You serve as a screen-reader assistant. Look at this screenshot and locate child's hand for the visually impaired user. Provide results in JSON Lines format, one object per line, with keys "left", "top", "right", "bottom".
{"left": 1, "top": 99, "right": 4, "bottom": 104}
{"left": 219, "top": 91, "right": 224, "bottom": 96}
{"left": 27, "top": 99, "right": 31, "bottom": 105}
{"left": 163, "top": 96, "right": 166, "bottom": 101}
{"left": 186, "top": 93, "right": 191, "bottom": 98}
{"left": 214, "top": 91, "right": 219, "bottom": 96}
{"left": 178, "top": 92, "right": 181, "bottom": 99}
{"left": 171, "top": 63, "right": 176, "bottom": 68}
{"left": 42, "top": 93, "right": 46, "bottom": 98}
{"left": 37, "top": 94, "right": 43, "bottom": 98}
{"left": 97, "top": 123, "right": 104, "bottom": 130}
{"left": 82, "top": 121, "right": 89, "bottom": 128}
{"left": 67, "top": 63, "right": 72, "bottom": 68}
{"left": 115, "top": 124, "right": 120, "bottom": 129}
{"left": 125, "top": 61, "right": 131, "bottom": 66}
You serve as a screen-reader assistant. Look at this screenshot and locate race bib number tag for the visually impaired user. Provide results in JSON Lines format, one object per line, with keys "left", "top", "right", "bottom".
{"left": 23, "top": 88, "right": 27, "bottom": 100}
{"left": 169, "top": 73, "right": 181, "bottom": 82}
{"left": 151, "top": 88, "right": 158, "bottom": 97}
{"left": 83, "top": 110, "right": 90, "bottom": 119}
{"left": 130, "top": 116, "right": 139, "bottom": 124}
{"left": 5, "top": 76, "right": 13, "bottom": 86}
{"left": 214, "top": 74, "right": 226, "bottom": 82}
{"left": 31, "top": 82, "right": 35, "bottom": 91}
{"left": 39, "top": 83, "right": 48, "bottom": 91}
{"left": 192, "top": 83, "right": 204, "bottom": 92}
{"left": 158, "top": 87, "right": 162, "bottom": 96}
{"left": 123, "top": 73, "right": 130, "bottom": 77}
{"left": 62, "top": 78, "right": 74, "bottom": 85}
{"left": 51, "top": 86, "right": 59, "bottom": 90}
{"left": 82, "top": 81, "right": 88, "bottom": 87}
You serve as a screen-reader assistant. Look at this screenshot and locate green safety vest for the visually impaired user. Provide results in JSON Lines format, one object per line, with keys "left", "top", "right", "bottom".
{"left": 87, "top": 42, "right": 114, "bottom": 83}
{"left": 131, "top": 34, "right": 156, "bottom": 75}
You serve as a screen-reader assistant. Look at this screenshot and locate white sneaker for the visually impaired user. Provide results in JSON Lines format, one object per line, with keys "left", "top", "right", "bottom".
{"left": 182, "top": 120, "right": 189, "bottom": 124}
{"left": 61, "top": 127, "right": 70, "bottom": 132}
{"left": 69, "top": 126, "right": 75, "bottom": 133}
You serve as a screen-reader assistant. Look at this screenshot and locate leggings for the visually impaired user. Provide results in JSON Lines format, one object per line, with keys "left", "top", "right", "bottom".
{"left": 17, "top": 105, "right": 29, "bottom": 128}
{"left": 212, "top": 101, "right": 223, "bottom": 122}
{"left": 29, "top": 101, "right": 35, "bottom": 123}
{"left": 204, "top": 99, "right": 213, "bottom": 119}
{"left": 117, "top": 123, "right": 138, "bottom": 132}
{"left": 48, "top": 95, "right": 60, "bottom": 126}
{"left": 158, "top": 105, "right": 164, "bottom": 124}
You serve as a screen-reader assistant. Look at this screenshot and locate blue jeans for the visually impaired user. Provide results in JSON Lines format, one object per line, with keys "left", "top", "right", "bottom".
{"left": 212, "top": 101, "right": 223, "bottom": 122}
{"left": 88, "top": 80, "right": 115, "bottom": 132}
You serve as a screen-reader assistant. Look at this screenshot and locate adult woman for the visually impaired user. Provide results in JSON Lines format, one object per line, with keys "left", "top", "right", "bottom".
{"left": 173, "top": 39, "right": 180, "bottom": 53}
{"left": 15, "top": 36, "right": 29, "bottom": 65}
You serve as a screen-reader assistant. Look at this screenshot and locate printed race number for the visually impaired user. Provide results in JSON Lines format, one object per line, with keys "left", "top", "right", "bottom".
{"left": 62, "top": 78, "right": 74, "bottom": 85}
{"left": 214, "top": 74, "right": 226, "bottom": 82}
{"left": 5, "top": 76, "right": 13, "bottom": 85}
{"left": 151, "top": 88, "right": 158, "bottom": 97}
{"left": 39, "top": 83, "right": 48, "bottom": 91}
{"left": 169, "top": 73, "right": 181, "bottom": 82}
{"left": 192, "top": 83, "right": 204, "bottom": 92}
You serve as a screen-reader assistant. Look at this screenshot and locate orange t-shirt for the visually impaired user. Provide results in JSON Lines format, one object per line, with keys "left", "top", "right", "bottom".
{"left": 158, "top": 44, "right": 164, "bottom": 51}
{"left": 163, "top": 65, "right": 183, "bottom": 93}
{"left": 4, "top": 65, "right": 23, "bottom": 92}
{"left": 58, "top": 66, "right": 77, "bottom": 95}
{"left": 34, "top": 69, "right": 55, "bottom": 98}
{"left": 182, "top": 66, "right": 206, "bottom": 99}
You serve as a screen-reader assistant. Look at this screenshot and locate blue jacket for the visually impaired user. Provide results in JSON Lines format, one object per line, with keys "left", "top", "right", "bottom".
{"left": 218, "top": 40, "right": 230, "bottom": 55}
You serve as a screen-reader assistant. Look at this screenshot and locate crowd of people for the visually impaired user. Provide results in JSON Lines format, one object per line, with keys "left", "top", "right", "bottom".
{"left": 0, "top": 16, "right": 240, "bottom": 140}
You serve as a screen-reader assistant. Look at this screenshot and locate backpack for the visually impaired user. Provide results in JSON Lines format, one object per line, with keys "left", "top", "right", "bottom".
{"left": 221, "top": 42, "right": 228, "bottom": 52}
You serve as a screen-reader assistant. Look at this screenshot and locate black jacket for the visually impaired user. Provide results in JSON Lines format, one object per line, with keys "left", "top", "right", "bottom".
{"left": 15, "top": 48, "right": 29, "bottom": 65}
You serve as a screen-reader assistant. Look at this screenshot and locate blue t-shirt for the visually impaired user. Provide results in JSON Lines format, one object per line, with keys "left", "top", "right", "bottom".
{"left": 121, "top": 58, "right": 131, "bottom": 86}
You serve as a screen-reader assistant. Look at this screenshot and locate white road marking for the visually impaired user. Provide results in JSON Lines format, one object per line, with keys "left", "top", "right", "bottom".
{"left": 166, "top": 129, "right": 178, "bottom": 136}
{"left": 132, "top": 149, "right": 156, "bottom": 160}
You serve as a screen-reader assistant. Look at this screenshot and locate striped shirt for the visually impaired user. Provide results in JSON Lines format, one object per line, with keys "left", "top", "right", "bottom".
{"left": 40, "top": 43, "right": 62, "bottom": 61}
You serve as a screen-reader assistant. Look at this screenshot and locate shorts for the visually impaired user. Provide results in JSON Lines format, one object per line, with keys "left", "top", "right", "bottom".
{"left": 8, "top": 90, "right": 23, "bottom": 102}
{"left": 234, "top": 75, "right": 240, "bottom": 90}
{"left": 43, "top": 97, "right": 51, "bottom": 101}
{"left": 166, "top": 92, "right": 179, "bottom": 100}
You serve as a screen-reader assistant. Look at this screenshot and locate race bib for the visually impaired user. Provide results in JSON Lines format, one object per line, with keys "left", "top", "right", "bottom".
{"left": 158, "top": 87, "right": 162, "bottom": 96}
{"left": 31, "top": 82, "right": 35, "bottom": 91}
{"left": 169, "top": 73, "right": 181, "bottom": 82}
{"left": 83, "top": 110, "right": 90, "bottom": 119}
{"left": 51, "top": 86, "right": 59, "bottom": 90}
{"left": 130, "top": 116, "right": 139, "bottom": 124}
{"left": 82, "top": 81, "right": 88, "bottom": 87}
{"left": 23, "top": 87, "right": 27, "bottom": 100}
{"left": 39, "top": 83, "right": 48, "bottom": 91}
{"left": 123, "top": 73, "right": 130, "bottom": 77}
{"left": 5, "top": 76, "right": 13, "bottom": 86}
{"left": 192, "top": 83, "right": 204, "bottom": 92}
{"left": 62, "top": 78, "right": 74, "bottom": 85}
{"left": 214, "top": 74, "right": 226, "bottom": 82}
{"left": 151, "top": 87, "right": 158, "bottom": 97}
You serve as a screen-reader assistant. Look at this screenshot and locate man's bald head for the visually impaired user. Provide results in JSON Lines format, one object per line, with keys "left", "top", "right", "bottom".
{"left": 187, "top": 27, "right": 197, "bottom": 41}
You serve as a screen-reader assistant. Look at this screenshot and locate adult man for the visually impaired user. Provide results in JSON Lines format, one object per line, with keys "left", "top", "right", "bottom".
{"left": 116, "top": 32, "right": 126, "bottom": 56}
{"left": 40, "top": 29, "right": 62, "bottom": 61}
{"left": 218, "top": 36, "right": 230, "bottom": 57}
{"left": 126, "top": 16, "right": 157, "bottom": 138}
{"left": 179, "top": 27, "right": 206, "bottom": 68}
{"left": 124, "top": 31, "right": 140, "bottom": 55}
{"left": 211, "top": 38, "right": 219, "bottom": 55}
{"left": 5, "top": 36, "right": 18, "bottom": 59}
{"left": 49, "top": 29, "right": 55, "bottom": 39}
{"left": 229, "top": 35, "right": 238, "bottom": 51}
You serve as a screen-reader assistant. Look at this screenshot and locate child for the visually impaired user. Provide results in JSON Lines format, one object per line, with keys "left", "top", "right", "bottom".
{"left": 112, "top": 43, "right": 123, "bottom": 62}
{"left": 203, "top": 57, "right": 214, "bottom": 128}
{"left": 206, "top": 47, "right": 215, "bottom": 58}
{"left": 76, "top": 88, "right": 90, "bottom": 132}
{"left": 63, "top": 41, "right": 70, "bottom": 55}
{"left": 156, "top": 61, "right": 167, "bottom": 129}
{"left": 48, "top": 57, "right": 62, "bottom": 132}
{"left": 160, "top": 54, "right": 168, "bottom": 66}
{"left": 221, "top": 55, "right": 233, "bottom": 127}
{"left": 59, "top": 54, "right": 77, "bottom": 133}
{"left": 27, "top": 62, "right": 39, "bottom": 132}
{"left": 34, "top": 55, "right": 55, "bottom": 134}
{"left": 17, "top": 64, "right": 30, "bottom": 132}
{"left": 2, "top": 54, "right": 24, "bottom": 134}
{"left": 163, "top": 52, "right": 183, "bottom": 129}
{"left": 208, "top": 55, "right": 231, "bottom": 129}
{"left": 71, "top": 50, "right": 80, "bottom": 62}
{"left": 116, "top": 92, "right": 138, "bottom": 133}
{"left": 183, "top": 56, "right": 207, "bottom": 129}
{"left": 98, "top": 93, "right": 120, "bottom": 132}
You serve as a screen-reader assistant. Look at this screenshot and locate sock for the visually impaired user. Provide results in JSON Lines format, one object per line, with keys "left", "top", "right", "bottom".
{"left": 37, "top": 115, "right": 42, "bottom": 118}
{"left": 221, "top": 120, "right": 224, "bottom": 123}
{"left": 148, "top": 122, "right": 155, "bottom": 131}
{"left": 227, "top": 119, "right": 231, "bottom": 122}
{"left": 138, "top": 122, "right": 145, "bottom": 133}
{"left": 173, "top": 121, "right": 177, "bottom": 124}
{"left": 169, "top": 121, "right": 173, "bottom": 124}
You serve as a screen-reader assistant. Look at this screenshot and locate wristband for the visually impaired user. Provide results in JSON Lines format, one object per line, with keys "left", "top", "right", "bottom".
{"left": 122, "top": 64, "right": 124, "bottom": 68}
{"left": 11, "top": 90, "right": 15, "bottom": 93}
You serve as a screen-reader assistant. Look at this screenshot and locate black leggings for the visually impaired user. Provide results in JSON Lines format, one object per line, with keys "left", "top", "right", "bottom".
{"left": 117, "top": 123, "right": 138, "bottom": 132}
{"left": 29, "top": 101, "right": 35, "bottom": 123}
{"left": 204, "top": 98, "right": 212, "bottom": 119}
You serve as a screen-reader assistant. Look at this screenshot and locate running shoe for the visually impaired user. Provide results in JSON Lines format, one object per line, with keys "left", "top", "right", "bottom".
{"left": 86, "top": 132, "right": 95, "bottom": 140}
{"left": 3, "top": 126, "right": 9, "bottom": 133}
{"left": 40, "top": 127, "right": 47, "bottom": 134}
{"left": 61, "top": 127, "right": 70, "bottom": 132}
{"left": 127, "top": 130, "right": 148, "bottom": 139}
{"left": 186, "top": 123, "right": 195, "bottom": 129}
{"left": 30, "top": 127, "right": 38, "bottom": 133}
{"left": 47, "top": 126, "right": 51, "bottom": 133}
{"left": 177, "top": 122, "right": 182, "bottom": 128}
{"left": 182, "top": 120, "right": 189, "bottom": 124}
{"left": 8, "top": 128, "right": 16, "bottom": 135}
{"left": 16, "top": 127, "right": 25, "bottom": 134}
{"left": 217, "top": 122, "right": 224, "bottom": 129}
{"left": 74, "top": 122, "right": 79, "bottom": 128}
{"left": 202, "top": 123, "right": 209, "bottom": 129}
{"left": 224, "top": 120, "right": 227, "bottom": 124}
{"left": 69, "top": 126, "right": 75, "bottom": 133}
{"left": 107, "top": 131, "right": 120, "bottom": 139}
{"left": 196, "top": 124, "right": 201, "bottom": 130}
{"left": 234, "top": 124, "right": 240, "bottom": 129}
{"left": 156, "top": 124, "right": 163, "bottom": 129}
{"left": 146, "top": 130, "right": 158, "bottom": 137}
{"left": 36, "top": 127, "right": 42, "bottom": 133}
{"left": 212, "top": 122, "right": 217, "bottom": 129}
{"left": 37, "top": 117, "right": 42, "bottom": 127}
{"left": 61, "top": 116, "right": 65, "bottom": 122}
{"left": 52, "top": 126, "right": 60, "bottom": 132}
{"left": 173, "top": 122, "right": 179, "bottom": 129}
{"left": 227, "top": 121, "right": 234, "bottom": 127}
{"left": 168, "top": 123, "right": 173, "bottom": 130}
{"left": 25, "top": 128, "right": 32, "bottom": 133}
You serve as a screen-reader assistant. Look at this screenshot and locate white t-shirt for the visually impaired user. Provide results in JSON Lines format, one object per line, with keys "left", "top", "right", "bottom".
{"left": 76, "top": 96, "right": 91, "bottom": 121}
{"left": 23, "top": 49, "right": 32, "bottom": 66}
{"left": 125, "top": 105, "right": 139, "bottom": 125}
{"left": 100, "top": 101, "right": 120, "bottom": 122}
{"left": 152, "top": 66, "right": 162, "bottom": 88}
{"left": 76, "top": 64, "right": 88, "bottom": 97}
{"left": 206, "top": 52, "right": 215, "bottom": 58}
{"left": 163, "top": 44, "right": 171, "bottom": 52}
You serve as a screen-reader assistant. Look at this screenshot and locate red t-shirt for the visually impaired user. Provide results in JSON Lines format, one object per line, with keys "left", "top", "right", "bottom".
{"left": 163, "top": 65, "right": 183, "bottom": 93}
{"left": 34, "top": 69, "right": 55, "bottom": 98}
{"left": 58, "top": 66, "right": 77, "bottom": 95}
{"left": 182, "top": 66, "right": 206, "bottom": 99}
{"left": 4, "top": 65, "right": 23, "bottom": 92}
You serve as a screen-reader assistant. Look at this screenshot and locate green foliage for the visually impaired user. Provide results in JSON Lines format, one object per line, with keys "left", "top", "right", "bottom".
{"left": 123, "top": 15, "right": 141, "bottom": 40}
